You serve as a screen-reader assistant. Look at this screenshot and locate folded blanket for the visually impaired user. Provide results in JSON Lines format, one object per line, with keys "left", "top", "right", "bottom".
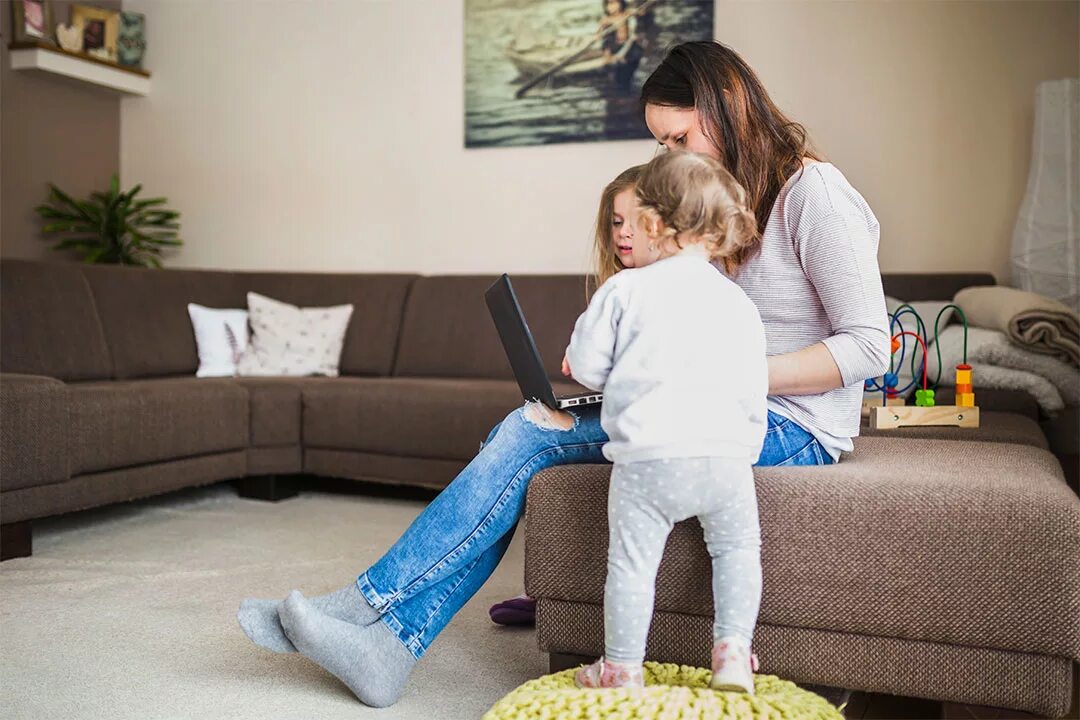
{"left": 926, "top": 326, "right": 1066, "bottom": 414}
{"left": 970, "top": 333, "right": 1079, "bottom": 405}
{"left": 954, "top": 286, "right": 1079, "bottom": 366}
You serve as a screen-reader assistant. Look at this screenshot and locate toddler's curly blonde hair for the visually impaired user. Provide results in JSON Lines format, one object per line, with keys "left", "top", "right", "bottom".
{"left": 635, "top": 151, "right": 759, "bottom": 274}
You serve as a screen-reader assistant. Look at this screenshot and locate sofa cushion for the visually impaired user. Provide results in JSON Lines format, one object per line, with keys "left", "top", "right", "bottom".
{"left": 524, "top": 437, "right": 1080, "bottom": 663}
{"left": 242, "top": 272, "right": 416, "bottom": 376}
{"left": 860, "top": 410, "right": 1048, "bottom": 449}
{"left": 0, "top": 374, "right": 68, "bottom": 494}
{"left": 303, "top": 377, "right": 588, "bottom": 462}
{"left": 81, "top": 265, "right": 242, "bottom": 380}
{"left": 393, "top": 275, "right": 587, "bottom": 380}
{"left": 0, "top": 260, "right": 112, "bottom": 381}
{"left": 226, "top": 377, "right": 333, "bottom": 447}
{"left": 2, "top": 451, "right": 247, "bottom": 525}
{"left": 67, "top": 378, "right": 249, "bottom": 475}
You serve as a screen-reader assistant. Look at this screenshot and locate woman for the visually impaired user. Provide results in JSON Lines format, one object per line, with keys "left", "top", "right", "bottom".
{"left": 238, "top": 41, "right": 889, "bottom": 708}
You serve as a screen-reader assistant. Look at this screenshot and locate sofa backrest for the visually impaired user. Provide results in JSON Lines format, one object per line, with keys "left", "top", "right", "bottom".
{"left": 80, "top": 264, "right": 242, "bottom": 379}
{"left": 78, "top": 264, "right": 419, "bottom": 379}
{"left": 881, "top": 273, "right": 995, "bottom": 301}
{"left": 1, "top": 261, "right": 998, "bottom": 383}
{"left": 1, "top": 261, "right": 418, "bottom": 381}
{"left": 240, "top": 272, "right": 416, "bottom": 376}
{"left": 393, "top": 275, "right": 588, "bottom": 380}
{"left": 0, "top": 260, "right": 113, "bottom": 381}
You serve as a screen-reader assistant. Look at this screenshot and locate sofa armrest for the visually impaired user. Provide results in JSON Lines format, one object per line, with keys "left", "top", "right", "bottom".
{"left": 1, "top": 373, "right": 69, "bottom": 497}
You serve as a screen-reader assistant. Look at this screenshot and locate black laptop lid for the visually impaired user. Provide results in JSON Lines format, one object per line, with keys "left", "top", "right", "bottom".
{"left": 485, "top": 274, "right": 559, "bottom": 407}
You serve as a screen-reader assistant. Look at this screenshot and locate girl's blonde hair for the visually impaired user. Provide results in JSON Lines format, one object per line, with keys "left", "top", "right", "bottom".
{"left": 590, "top": 164, "right": 645, "bottom": 294}
{"left": 635, "top": 150, "right": 759, "bottom": 274}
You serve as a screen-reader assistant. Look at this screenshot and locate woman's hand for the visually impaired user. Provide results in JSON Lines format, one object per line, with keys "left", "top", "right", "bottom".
{"left": 561, "top": 353, "right": 572, "bottom": 378}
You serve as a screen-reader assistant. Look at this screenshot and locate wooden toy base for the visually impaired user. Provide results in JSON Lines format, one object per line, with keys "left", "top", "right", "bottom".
{"left": 861, "top": 396, "right": 905, "bottom": 418}
{"left": 869, "top": 405, "right": 980, "bottom": 430}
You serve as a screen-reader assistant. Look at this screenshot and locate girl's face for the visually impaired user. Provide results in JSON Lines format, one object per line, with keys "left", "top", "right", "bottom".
{"left": 644, "top": 105, "right": 720, "bottom": 160}
{"left": 611, "top": 187, "right": 638, "bottom": 268}
{"left": 606, "top": 0, "right": 622, "bottom": 14}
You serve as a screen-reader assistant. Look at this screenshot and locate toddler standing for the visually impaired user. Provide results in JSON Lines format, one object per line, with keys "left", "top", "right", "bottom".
{"left": 566, "top": 150, "right": 768, "bottom": 694}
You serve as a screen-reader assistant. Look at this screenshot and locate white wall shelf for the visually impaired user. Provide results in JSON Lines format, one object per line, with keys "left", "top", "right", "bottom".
{"left": 8, "top": 41, "right": 150, "bottom": 96}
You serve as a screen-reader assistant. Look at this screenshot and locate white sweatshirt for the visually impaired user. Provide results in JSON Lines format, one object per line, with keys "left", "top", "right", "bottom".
{"left": 566, "top": 253, "right": 769, "bottom": 464}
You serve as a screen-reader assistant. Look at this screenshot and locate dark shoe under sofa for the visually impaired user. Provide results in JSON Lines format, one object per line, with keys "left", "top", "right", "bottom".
{"left": 1, "top": 260, "right": 1077, "bottom": 717}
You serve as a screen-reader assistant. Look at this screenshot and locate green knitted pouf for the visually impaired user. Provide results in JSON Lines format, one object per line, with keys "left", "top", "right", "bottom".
{"left": 483, "top": 662, "right": 844, "bottom": 720}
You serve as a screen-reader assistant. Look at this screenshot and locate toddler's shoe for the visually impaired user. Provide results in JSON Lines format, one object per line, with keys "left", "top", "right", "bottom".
{"left": 710, "top": 636, "right": 757, "bottom": 694}
{"left": 574, "top": 657, "right": 645, "bottom": 689}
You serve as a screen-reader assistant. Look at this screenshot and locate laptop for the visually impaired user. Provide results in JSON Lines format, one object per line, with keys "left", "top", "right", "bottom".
{"left": 485, "top": 274, "right": 603, "bottom": 410}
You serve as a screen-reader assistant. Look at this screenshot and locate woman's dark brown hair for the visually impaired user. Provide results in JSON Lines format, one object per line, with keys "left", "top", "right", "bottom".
{"left": 641, "top": 41, "right": 819, "bottom": 270}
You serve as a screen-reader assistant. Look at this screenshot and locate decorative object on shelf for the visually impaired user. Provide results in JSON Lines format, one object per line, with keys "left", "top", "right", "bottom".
{"left": 11, "top": 0, "right": 55, "bottom": 44}
{"left": 55, "top": 22, "right": 84, "bottom": 53}
{"left": 35, "top": 174, "right": 182, "bottom": 267}
{"left": 117, "top": 11, "right": 146, "bottom": 67}
{"left": 70, "top": 4, "right": 119, "bottom": 63}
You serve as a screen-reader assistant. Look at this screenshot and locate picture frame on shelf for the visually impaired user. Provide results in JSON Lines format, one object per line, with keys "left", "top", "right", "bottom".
{"left": 70, "top": 4, "right": 120, "bottom": 63}
{"left": 11, "top": 0, "right": 56, "bottom": 44}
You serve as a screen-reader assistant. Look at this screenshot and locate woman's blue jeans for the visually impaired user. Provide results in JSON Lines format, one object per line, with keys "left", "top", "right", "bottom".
{"left": 356, "top": 404, "right": 832, "bottom": 659}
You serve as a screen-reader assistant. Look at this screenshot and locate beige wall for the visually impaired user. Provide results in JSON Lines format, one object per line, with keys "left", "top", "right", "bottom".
{"left": 121, "top": 0, "right": 1079, "bottom": 279}
{"left": 1, "top": 0, "right": 122, "bottom": 260}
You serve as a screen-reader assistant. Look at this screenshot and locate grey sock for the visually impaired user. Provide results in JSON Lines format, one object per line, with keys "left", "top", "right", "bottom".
{"left": 279, "top": 589, "right": 416, "bottom": 708}
{"left": 237, "top": 581, "right": 379, "bottom": 654}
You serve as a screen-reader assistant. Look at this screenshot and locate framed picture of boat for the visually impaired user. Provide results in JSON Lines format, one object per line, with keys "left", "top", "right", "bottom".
{"left": 465, "top": 0, "right": 713, "bottom": 149}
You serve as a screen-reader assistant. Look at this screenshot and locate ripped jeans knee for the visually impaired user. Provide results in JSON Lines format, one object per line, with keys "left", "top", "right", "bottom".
{"left": 522, "top": 400, "right": 577, "bottom": 432}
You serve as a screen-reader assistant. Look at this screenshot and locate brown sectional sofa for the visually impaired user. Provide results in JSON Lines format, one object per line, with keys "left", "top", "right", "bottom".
{"left": 1, "top": 260, "right": 1077, "bottom": 716}
{"left": 0, "top": 261, "right": 591, "bottom": 529}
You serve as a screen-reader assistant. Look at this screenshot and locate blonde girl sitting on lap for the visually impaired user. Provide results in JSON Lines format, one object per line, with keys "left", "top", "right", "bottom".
{"left": 567, "top": 150, "right": 767, "bottom": 693}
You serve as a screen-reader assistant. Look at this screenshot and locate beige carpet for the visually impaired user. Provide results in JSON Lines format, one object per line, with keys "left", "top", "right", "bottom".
{"left": 0, "top": 484, "right": 547, "bottom": 719}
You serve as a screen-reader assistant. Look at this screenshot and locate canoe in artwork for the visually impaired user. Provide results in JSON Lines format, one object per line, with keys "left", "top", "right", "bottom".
{"left": 504, "top": 38, "right": 638, "bottom": 82}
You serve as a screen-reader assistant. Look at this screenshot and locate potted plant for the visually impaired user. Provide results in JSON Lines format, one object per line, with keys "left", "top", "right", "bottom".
{"left": 35, "top": 174, "right": 182, "bottom": 267}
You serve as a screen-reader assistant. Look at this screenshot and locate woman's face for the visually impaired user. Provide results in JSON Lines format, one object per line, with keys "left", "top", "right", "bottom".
{"left": 644, "top": 104, "right": 720, "bottom": 160}
{"left": 611, "top": 187, "right": 642, "bottom": 268}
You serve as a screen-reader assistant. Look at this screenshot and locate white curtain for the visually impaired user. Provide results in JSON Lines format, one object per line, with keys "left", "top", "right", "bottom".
{"left": 1011, "top": 78, "right": 1079, "bottom": 312}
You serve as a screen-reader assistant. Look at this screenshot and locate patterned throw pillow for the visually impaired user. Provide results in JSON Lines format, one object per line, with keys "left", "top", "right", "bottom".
{"left": 237, "top": 292, "right": 354, "bottom": 377}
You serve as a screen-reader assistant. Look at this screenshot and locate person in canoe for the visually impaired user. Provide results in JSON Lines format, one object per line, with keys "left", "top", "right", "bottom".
{"left": 599, "top": 0, "right": 644, "bottom": 90}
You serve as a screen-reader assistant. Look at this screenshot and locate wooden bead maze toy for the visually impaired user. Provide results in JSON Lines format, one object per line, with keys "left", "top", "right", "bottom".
{"left": 865, "top": 303, "right": 980, "bottom": 430}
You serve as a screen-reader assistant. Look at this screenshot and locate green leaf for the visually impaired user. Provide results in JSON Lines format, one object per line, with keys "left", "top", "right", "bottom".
{"left": 131, "top": 198, "right": 166, "bottom": 211}
{"left": 41, "top": 221, "right": 87, "bottom": 234}
{"left": 48, "top": 185, "right": 96, "bottom": 223}
{"left": 82, "top": 247, "right": 107, "bottom": 263}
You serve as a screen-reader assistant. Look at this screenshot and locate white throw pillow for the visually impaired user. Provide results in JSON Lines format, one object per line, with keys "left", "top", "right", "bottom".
{"left": 237, "top": 292, "right": 354, "bottom": 377}
{"left": 187, "top": 304, "right": 249, "bottom": 378}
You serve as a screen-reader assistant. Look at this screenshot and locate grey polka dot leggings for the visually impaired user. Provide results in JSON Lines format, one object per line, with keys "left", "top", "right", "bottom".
{"left": 604, "top": 456, "right": 762, "bottom": 665}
